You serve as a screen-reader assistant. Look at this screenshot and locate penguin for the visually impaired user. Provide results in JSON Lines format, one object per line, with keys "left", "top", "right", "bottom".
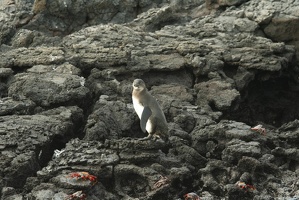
{"left": 132, "top": 79, "right": 168, "bottom": 141}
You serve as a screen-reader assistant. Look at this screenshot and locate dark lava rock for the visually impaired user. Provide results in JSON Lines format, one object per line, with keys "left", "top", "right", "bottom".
{"left": 1, "top": 0, "right": 299, "bottom": 199}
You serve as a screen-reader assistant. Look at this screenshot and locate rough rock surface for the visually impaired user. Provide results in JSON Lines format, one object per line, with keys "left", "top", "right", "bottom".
{"left": 1, "top": 0, "right": 299, "bottom": 199}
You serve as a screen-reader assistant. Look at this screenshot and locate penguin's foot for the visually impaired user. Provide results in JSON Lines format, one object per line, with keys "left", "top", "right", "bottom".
{"left": 138, "top": 134, "right": 153, "bottom": 141}
{"left": 153, "top": 134, "right": 169, "bottom": 143}
{"left": 152, "top": 135, "right": 161, "bottom": 141}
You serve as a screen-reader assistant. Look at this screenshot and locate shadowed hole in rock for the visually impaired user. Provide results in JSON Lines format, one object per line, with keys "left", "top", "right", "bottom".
{"left": 151, "top": 18, "right": 182, "bottom": 31}
{"left": 289, "top": 160, "right": 299, "bottom": 172}
{"left": 38, "top": 134, "right": 67, "bottom": 168}
{"left": 171, "top": 173, "right": 198, "bottom": 197}
{"left": 100, "top": 176, "right": 115, "bottom": 194}
{"left": 223, "top": 76, "right": 299, "bottom": 127}
{"left": 11, "top": 65, "right": 28, "bottom": 74}
{"left": 223, "top": 63, "right": 238, "bottom": 79}
{"left": 125, "top": 120, "right": 148, "bottom": 139}
{"left": 0, "top": 66, "right": 28, "bottom": 98}
{"left": 0, "top": 82, "right": 8, "bottom": 98}
{"left": 196, "top": 74, "right": 211, "bottom": 83}
{"left": 208, "top": 101, "right": 217, "bottom": 112}
{"left": 141, "top": 68, "right": 195, "bottom": 88}
{"left": 119, "top": 173, "right": 148, "bottom": 197}
{"left": 145, "top": 14, "right": 191, "bottom": 32}
{"left": 134, "top": 3, "right": 142, "bottom": 16}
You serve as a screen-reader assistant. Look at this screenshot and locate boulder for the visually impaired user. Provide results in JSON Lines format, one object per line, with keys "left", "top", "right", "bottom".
{"left": 8, "top": 72, "right": 90, "bottom": 107}
{"left": 0, "top": 106, "right": 83, "bottom": 189}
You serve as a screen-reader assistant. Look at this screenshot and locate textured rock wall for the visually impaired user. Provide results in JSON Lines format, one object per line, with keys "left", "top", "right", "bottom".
{"left": 1, "top": 0, "right": 299, "bottom": 199}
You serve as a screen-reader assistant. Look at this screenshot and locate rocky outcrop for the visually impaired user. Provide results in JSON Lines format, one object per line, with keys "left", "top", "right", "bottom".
{"left": 1, "top": 0, "right": 299, "bottom": 199}
{"left": 0, "top": 106, "right": 83, "bottom": 189}
{"left": 243, "top": 0, "right": 299, "bottom": 63}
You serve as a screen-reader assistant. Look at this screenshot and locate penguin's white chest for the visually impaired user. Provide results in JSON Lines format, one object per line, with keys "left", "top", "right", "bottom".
{"left": 132, "top": 96, "right": 144, "bottom": 119}
{"left": 132, "top": 96, "right": 153, "bottom": 133}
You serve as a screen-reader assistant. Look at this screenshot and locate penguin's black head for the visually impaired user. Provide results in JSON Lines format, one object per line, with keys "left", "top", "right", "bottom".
{"left": 133, "top": 79, "right": 146, "bottom": 91}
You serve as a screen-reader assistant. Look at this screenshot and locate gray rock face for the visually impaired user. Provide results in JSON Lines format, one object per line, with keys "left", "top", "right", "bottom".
{"left": 8, "top": 72, "right": 89, "bottom": 107}
{"left": 195, "top": 80, "right": 240, "bottom": 110}
{"left": 243, "top": 0, "right": 299, "bottom": 63}
{"left": 1, "top": 0, "right": 299, "bottom": 199}
{"left": 0, "top": 97, "right": 35, "bottom": 115}
{"left": 0, "top": 106, "right": 83, "bottom": 189}
{"left": 84, "top": 97, "right": 135, "bottom": 141}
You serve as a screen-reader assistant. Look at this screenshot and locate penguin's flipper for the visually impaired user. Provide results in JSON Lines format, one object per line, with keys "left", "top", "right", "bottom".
{"left": 140, "top": 106, "right": 152, "bottom": 132}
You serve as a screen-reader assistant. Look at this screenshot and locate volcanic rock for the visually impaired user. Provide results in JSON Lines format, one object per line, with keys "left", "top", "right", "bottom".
{"left": 1, "top": 0, "right": 299, "bottom": 199}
